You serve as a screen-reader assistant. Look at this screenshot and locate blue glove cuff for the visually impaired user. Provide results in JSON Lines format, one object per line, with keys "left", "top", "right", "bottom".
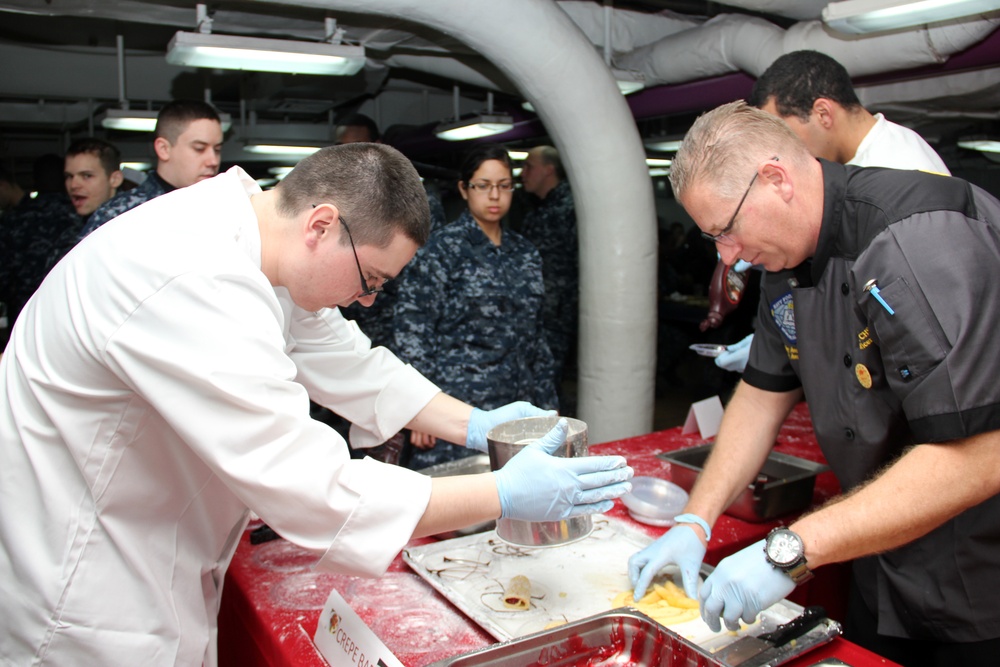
{"left": 674, "top": 513, "right": 711, "bottom": 542}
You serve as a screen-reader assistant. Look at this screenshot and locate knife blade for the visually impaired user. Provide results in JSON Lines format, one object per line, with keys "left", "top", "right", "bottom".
{"left": 713, "top": 605, "right": 827, "bottom": 667}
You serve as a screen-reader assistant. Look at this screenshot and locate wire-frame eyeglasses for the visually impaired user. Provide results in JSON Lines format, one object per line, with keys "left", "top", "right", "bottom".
{"left": 700, "top": 157, "right": 777, "bottom": 246}
{"left": 340, "top": 217, "right": 384, "bottom": 297}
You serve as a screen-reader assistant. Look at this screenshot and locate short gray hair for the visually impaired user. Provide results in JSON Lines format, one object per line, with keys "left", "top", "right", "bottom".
{"left": 670, "top": 101, "right": 811, "bottom": 203}
{"left": 276, "top": 143, "right": 430, "bottom": 248}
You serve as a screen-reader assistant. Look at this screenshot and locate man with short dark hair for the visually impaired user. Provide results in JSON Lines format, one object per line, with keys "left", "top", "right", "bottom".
{"left": 78, "top": 99, "right": 224, "bottom": 238}
{"left": 0, "top": 142, "right": 633, "bottom": 665}
{"left": 64, "top": 137, "right": 124, "bottom": 220}
{"left": 748, "top": 50, "right": 949, "bottom": 172}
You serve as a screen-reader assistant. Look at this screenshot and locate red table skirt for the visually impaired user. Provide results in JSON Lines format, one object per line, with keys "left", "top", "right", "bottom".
{"left": 218, "top": 402, "right": 899, "bottom": 667}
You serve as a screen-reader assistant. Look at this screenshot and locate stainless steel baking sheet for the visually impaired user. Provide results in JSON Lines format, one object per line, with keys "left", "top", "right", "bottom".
{"left": 403, "top": 516, "right": 810, "bottom": 648}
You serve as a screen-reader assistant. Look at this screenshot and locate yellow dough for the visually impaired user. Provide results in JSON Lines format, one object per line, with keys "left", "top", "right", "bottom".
{"left": 611, "top": 579, "right": 700, "bottom": 626}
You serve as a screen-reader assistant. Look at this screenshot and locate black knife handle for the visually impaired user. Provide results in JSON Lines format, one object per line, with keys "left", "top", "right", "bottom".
{"left": 758, "top": 605, "right": 826, "bottom": 646}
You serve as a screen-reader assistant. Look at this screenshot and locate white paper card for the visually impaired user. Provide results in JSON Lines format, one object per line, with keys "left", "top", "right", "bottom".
{"left": 682, "top": 395, "right": 724, "bottom": 439}
{"left": 314, "top": 588, "right": 404, "bottom": 667}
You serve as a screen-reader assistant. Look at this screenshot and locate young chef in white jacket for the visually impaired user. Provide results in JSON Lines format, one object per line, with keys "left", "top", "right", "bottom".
{"left": 0, "top": 142, "right": 633, "bottom": 666}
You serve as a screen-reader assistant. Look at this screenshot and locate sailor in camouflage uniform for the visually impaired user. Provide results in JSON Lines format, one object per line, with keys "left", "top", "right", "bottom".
{"left": 520, "top": 146, "right": 579, "bottom": 402}
{"left": 0, "top": 154, "right": 80, "bottom": 325}
{"left": 78, "top": 99, "right": 224, "bottom": 240}
{"left": 393, "top": 144, "right": 558, "bottom": 469}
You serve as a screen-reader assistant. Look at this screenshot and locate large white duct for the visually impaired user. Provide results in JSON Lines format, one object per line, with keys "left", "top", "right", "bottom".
{"left": 264, "top": 0, "right": 659, "bottom": 443}
{"left": 616, "top": 14, "right": 1000, "bottom": 84}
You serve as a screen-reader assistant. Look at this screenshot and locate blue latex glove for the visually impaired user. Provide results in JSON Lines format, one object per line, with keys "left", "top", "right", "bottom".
{"left": 465, "top": 402, "right": 556, "bottom": 452}
{"left": 698, "top": 539, "right": 796, "bottom": 632}
{"left": 715, "top": 333, "right": 753, "bottom": 373}
{"left": 628, "top": 525, "right": 706, "bottom": 601}
{"left": 494, "top": 419, "right": 633, "bottom": 521}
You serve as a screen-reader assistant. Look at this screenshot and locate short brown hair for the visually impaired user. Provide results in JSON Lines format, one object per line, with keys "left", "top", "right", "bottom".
{"left": 276, "top": 143, "right": 430, "bottom": 248}
{"left": 66, "top": 138, "right": 121, "bottom": 177}
{"left": 155, "top": 100, "right": 222, "bottom": 145}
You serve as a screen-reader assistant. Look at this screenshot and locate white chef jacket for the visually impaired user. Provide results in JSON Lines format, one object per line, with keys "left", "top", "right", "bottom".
{"left": 0, "top": 168, "right": 440, "bottom": 666}
{"left": 849, "top": 113, "right": 950, "bottom": 175}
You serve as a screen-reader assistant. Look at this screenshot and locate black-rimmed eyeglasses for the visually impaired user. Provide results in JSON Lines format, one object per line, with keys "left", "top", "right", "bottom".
{"left": 700, "top": 157, "right": 778, "bottom": 246}
{"left": 340, "top": 217, "right": 384, "bottom": 297}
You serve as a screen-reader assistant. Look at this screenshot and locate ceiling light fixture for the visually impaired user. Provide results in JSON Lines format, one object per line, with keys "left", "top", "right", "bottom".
{"left": 99, "top": 109, "right": 159, "bottom": 132}
{"left": 99, "top": 108, "right": 232, "bottom": 132}
{"left": 823, "top": 0, "right": 1000, "bottom": 35}
{"left": 243, "top": 143, "right": 324, "bottom": 156}
{"left": 166, "top": 6, "right": 365, "bottom": 76}
{"left": 435, "top": 114, "right": 515, "bottom": 141}
{"left": 643, "top": 138, "right": 683, "bottom": 152}
{"left": 957, "top": 138, "right": 1000, "bottom": 153}
{"left": 435, "top": 88, "right": 513, "bottom": 141}
{"left": 167, "top": 32, "right": 366, "bottom": 75}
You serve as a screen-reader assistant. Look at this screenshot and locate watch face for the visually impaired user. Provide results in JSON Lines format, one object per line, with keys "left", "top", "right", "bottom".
{"left": 766, "top": 530, "right": 802, "bottom": 567}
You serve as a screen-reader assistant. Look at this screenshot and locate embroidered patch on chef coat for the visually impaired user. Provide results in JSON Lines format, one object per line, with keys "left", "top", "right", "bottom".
{"left": 770, "top": 292, "right": 796, "bottom": 344}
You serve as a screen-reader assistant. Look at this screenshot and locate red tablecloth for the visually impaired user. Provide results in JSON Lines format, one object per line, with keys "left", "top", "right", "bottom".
{"left": 218, "top": 403, "right": 898, "bottom": 667}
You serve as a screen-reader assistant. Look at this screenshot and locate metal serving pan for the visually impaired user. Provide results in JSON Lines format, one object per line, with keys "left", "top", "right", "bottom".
{"left": 659, "top": 445, "right": 829, "bottom": 523}
{"left": 426, "top": 607, "right": 841, "bottom": 667}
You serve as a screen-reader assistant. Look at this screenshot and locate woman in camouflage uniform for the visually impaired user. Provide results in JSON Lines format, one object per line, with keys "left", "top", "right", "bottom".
{"left": 394, "top": 143, "right": 558, "bottom": 469}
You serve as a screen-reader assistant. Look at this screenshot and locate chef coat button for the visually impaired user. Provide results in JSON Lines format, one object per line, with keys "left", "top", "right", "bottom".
{"left": 841, "top": 282, "right": 850, "bottom": 295}
{"left": 843, "top": 354, "right": 852, "bottom": 367}
{"left": 844, "top": 428, "right": 855, "bottom": 440}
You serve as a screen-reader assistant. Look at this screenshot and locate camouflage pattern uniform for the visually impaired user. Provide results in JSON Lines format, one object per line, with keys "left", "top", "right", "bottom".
{"left": 392, "top": 210, "right": 558, "bottom": 469}
{"left": 520, "top": 180, "right": 578, "bottom": 387}
{"left": 0, "top": 192, "right": 81, "bottom": 324}
{"left": 78, "top": 171, "right": 173, "bottom": 240}
{"left": 339, "top": 190, "right": 447, "bottom": 349}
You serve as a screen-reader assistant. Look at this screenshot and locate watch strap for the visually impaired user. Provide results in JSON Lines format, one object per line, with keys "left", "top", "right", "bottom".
{"left": 673, "top": 513, "right": 711, "bottom": 542}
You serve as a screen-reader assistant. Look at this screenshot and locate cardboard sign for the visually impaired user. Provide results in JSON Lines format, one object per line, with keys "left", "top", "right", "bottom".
{"left": 681, "top": 395, "right": 724, "bottom": 439}
{"left": 314, "top": 588, "right": 404, "bottom": 667}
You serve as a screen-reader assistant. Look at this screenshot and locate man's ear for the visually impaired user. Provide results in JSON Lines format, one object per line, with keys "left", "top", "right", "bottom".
{"left": 811, "top": 98, "right": 836, "bottom": 129}
{"left": 109, "top": 170, "right": 124, "bottom": 191}
{"left": 153, "top": 137, "right": 172, "bottom": 161}
{"left": 761, "top": 158, "right": 794, "bottom": 204}
{"left": 304, "top": 203, "right": 338, "bottom": 248}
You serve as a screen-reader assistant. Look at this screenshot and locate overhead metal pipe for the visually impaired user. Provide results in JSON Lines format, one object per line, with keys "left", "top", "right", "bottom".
{"left": 264, "top": 0, "right": 659, "bottom": 443}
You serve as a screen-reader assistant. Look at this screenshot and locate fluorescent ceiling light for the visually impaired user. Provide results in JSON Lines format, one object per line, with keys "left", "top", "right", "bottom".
{"left": 644, "top": 138, "right": 683, "bottom": 152}
{"left": 100, "top": 109, "right": 158, "bottom": 132}
{"left": 244, "top": 143, "right": 323, "bottom": 156}
{"left": 957, "top": 138, "right": 1000, "bottom": 153}
{"left": 121, "top": 161, "right": 152, "bottom": 171}
{"left": 823, "top": 0, "right": 1000, "bottom": 35}
{"left": 268, "top": 166, "right": 296, "bottom": 178}
{"left": 648, "top": 168, "right": 671, "bottom": 178}
{"left": 646, "top": 158, "right": 672, "bottom": 167}
{"left": 435, "top": 114, "right": 514, "bottom": 141}
{"left": 166, "top": 31, "right": 366, "bottom": 76}
{"left": 507, "top": 150, "right": 529, "bottom": 160}
{"left": 100, "top": 108, "right": 232, "bottom": 132}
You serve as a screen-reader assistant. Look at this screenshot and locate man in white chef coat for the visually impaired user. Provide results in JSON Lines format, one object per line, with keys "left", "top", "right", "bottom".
{"left": 0, "top": 142, "right": 633, "bottom": 666}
